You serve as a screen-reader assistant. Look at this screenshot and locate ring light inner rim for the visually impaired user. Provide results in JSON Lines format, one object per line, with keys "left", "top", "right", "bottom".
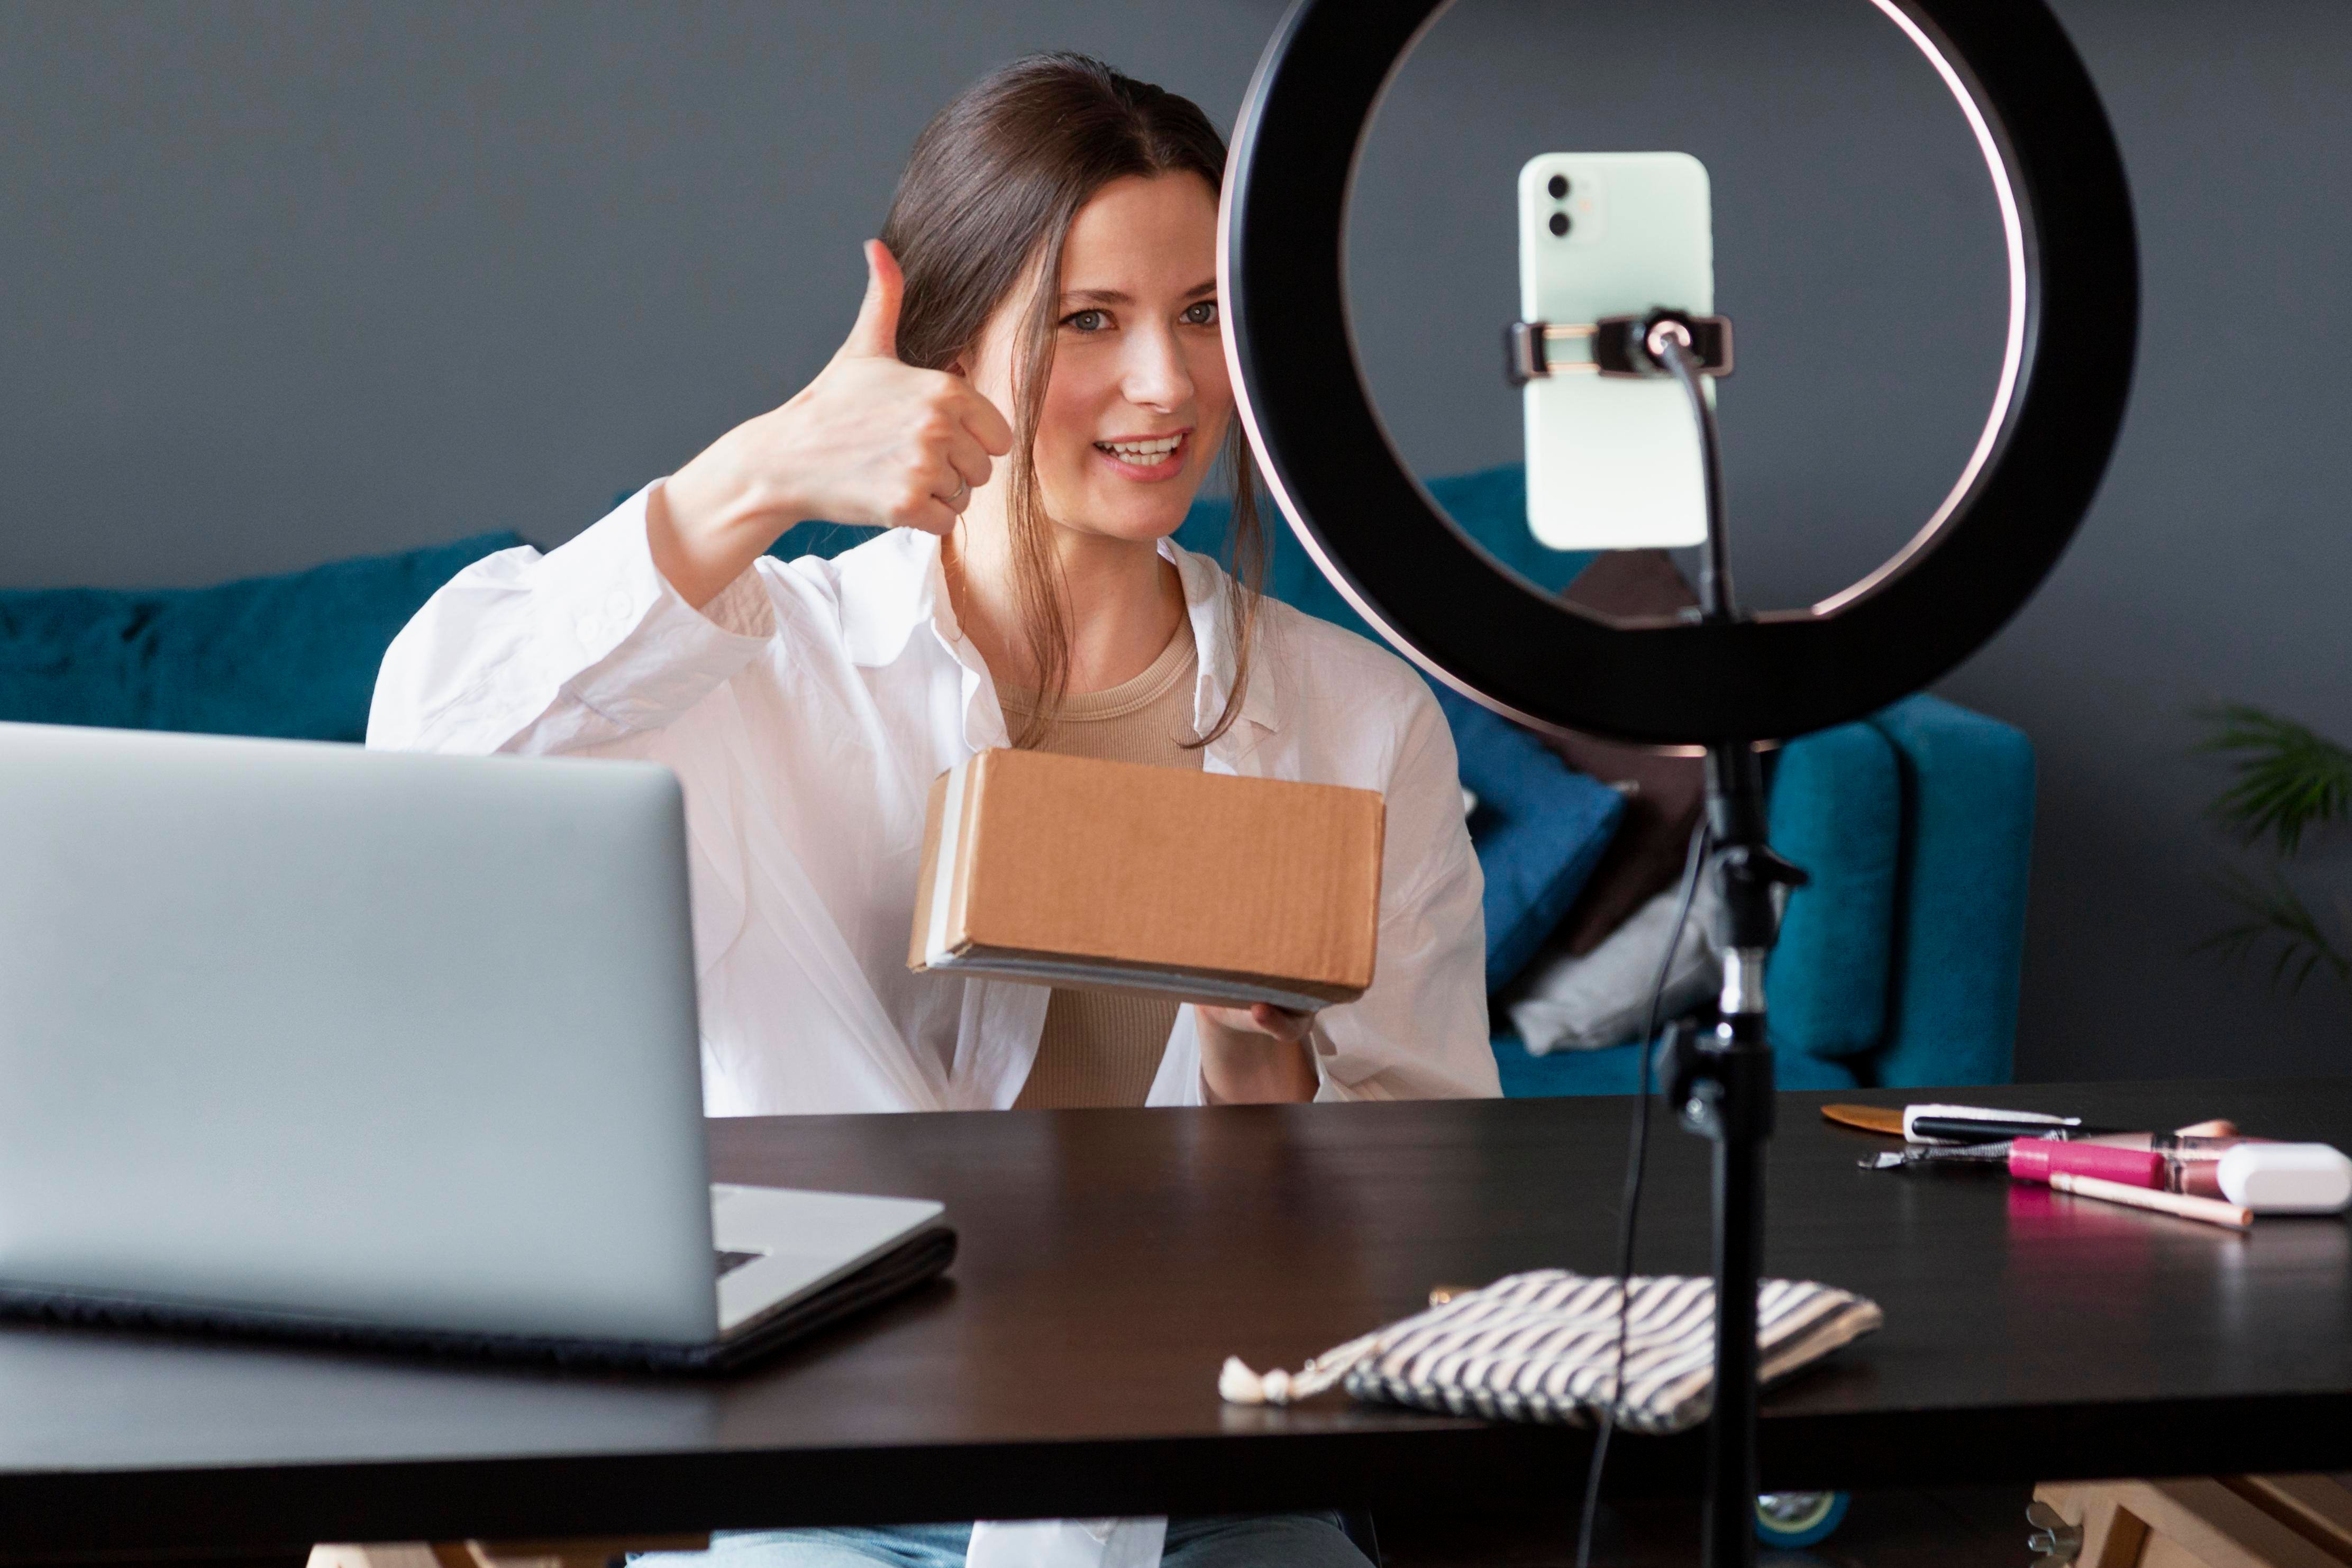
{"left": 1304, "top": 0, "right": 2031, "bottom": 625}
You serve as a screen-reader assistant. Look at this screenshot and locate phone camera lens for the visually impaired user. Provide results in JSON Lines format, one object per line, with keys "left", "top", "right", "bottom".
{"left": 1547, "top": 174, "right": 1570, "bottom": 199}
{"left": 1548, "top": 211, "right": 1571, "bottom": 238}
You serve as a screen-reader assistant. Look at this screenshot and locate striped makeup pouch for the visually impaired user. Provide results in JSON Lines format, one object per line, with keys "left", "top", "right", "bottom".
{"left": 1218, "top": 1270, "right": 1882, "bottom": 1434}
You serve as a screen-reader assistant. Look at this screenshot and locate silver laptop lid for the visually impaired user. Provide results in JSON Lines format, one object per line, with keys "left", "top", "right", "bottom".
{"left": 0, "top": 722, "right": 718, "bottom": 1345}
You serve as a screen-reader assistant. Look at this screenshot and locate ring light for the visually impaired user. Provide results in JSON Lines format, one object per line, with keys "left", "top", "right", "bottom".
{"left": 1218, "top": 0, "right": 2138, "bottom": 745}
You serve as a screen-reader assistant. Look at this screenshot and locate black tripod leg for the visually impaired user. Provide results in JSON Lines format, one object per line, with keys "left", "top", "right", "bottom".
{"left": 1702, "top": 1006, "right": 1771, "bottom": 1568}
{"left": 1683, "top": 736, "right": 1800, "bottom": 1568}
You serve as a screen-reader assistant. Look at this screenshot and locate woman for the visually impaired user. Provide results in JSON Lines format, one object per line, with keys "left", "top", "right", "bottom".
{"left": 371, "top": 51, "right": 1494, "bottom": 1565}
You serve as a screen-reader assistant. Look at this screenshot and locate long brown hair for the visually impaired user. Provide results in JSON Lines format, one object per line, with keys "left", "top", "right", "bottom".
{"left": 879, "top": 52, "right": 1265, "bottom": 748}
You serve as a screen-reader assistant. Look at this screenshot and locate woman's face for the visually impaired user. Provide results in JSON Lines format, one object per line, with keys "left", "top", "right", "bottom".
{"left": 964, "top": 171, "right": 1230, "bottom": 545}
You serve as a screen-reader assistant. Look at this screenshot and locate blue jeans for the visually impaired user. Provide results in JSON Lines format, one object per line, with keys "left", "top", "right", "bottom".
{"left": 637, "top": 1515, "right": 1372, "bottom": 1567}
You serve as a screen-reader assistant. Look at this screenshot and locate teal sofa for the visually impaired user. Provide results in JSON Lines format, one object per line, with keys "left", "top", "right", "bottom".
{"left": 0, "top": 467, "right": 2032, "bottom": 1094}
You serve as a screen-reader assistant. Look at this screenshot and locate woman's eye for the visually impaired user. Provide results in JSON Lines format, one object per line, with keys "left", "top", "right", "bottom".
{"left": 1182, "top": 300, "right": 1219, "bottom": 326}
{"left": 1063, "top": 309, "right": 1108, "bottom": 332}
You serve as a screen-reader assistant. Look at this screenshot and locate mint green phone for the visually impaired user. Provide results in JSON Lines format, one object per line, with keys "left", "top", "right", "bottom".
{"left": 1519, "top": 152, "right": 1714, "bottom": 551}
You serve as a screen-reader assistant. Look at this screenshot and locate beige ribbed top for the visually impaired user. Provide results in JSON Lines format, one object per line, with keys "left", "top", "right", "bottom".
{"left": 998, "top": 620, "right": 1203, "bottom": 1109}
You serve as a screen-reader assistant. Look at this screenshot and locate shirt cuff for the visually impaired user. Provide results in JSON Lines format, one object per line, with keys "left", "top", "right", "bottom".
{"left": 531, "top": 481, "right": 777, "bottom": 730}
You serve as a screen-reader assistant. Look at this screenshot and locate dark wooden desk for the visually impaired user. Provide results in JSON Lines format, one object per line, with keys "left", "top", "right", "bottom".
{"left": 5, "top": 1081, "right": 2350, "bottom": 1560}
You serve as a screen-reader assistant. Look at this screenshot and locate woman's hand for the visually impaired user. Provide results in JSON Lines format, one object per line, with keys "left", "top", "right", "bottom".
{"left": 650, "top": 241, "right": 1016, "bottom": 609}
{"left": 1197, "top": 1003, "right": 1320, "bottom": 1104}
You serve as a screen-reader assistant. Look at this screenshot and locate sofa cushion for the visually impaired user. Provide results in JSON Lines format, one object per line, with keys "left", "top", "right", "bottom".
{"left": 1864, "top": 694, "right": 2036, "bottom": 1088}
{"left": 1429, "top": 685, "right": 1624, "bottom": 991}
{"left": 1504, "top": 877, "right": 1720, "bottom": 1054}
{"left": 0, "top": 533, "right": 528, "bottom": 743}
{"left": 1540, "top": 551, "right": 1710, "bottom": 955}
{"left": 1764, "top": 719, "right": 1902, "bottom": 1060}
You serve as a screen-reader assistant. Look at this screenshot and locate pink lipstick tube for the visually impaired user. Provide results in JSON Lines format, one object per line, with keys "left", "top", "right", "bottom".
{"left": 2008, "top": 1137, "right": 2166, "bottom": 1189}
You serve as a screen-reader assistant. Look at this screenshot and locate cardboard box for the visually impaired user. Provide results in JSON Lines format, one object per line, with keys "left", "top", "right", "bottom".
{"left": 908, "top": 749, "right": 1384, "bottom": 1011}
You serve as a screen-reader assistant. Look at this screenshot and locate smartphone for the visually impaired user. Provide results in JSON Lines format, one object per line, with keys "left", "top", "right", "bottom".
{"left": 1518, "top": 151, "right": 1714, "bottom": 551}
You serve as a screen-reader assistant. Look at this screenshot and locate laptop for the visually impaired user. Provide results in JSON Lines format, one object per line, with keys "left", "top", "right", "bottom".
{"left": 0, "top": 721, "right": 952, "bottom": 1371}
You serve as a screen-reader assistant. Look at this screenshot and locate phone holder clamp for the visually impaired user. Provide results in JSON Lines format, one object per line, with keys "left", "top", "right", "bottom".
{"left": 1504, "top": 308, "right": 1735, "bottom": 387}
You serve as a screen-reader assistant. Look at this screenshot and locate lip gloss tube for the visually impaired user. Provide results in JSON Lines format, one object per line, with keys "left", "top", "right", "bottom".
{"left": 2084, "top": 1132, "right": 2261, "bottom": 1160}
{"left": 2008, "top": 1137, "right": 2165, "bottom": 1189}
{"left": 2166, "top": 1158, "right": 2230, "bottom": 1200}
{"left": 2076, "top": 1135, "right": 2270, "bottom": 1198}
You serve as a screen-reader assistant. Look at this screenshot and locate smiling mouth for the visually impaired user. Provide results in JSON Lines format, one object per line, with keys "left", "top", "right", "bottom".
{"left": 1092, "top": 431, "right": 1189, "bottom": 471}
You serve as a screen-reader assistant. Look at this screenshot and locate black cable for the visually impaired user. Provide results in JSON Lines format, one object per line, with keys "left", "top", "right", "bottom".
{"left": 1650, "top": 327, "right": 1735, "bottom": 625}
{"left": 1573, "top": 816, "right": 1713, "bottom": 1568}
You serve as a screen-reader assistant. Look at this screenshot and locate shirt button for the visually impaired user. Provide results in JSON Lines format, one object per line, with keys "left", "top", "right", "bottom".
{"left": 605, "top": 590, "right": 633, "bottom": 620}
{"left": 575, "top": 616, "right": 601, "bottom": 645}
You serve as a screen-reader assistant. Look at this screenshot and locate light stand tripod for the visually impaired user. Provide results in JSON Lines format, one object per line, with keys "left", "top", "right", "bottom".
{"left": 1641, "top": 320, "right": 1811, "bottom": 1568}
{"left": 1220, "top": 4, "right": 2137, "bottom": 1561}
{"left": 1517, "top": 312, "right": 1810, "bottom": 1568}
{"left": 1671, "top": 739, "right": 1806, "bottom": 1568}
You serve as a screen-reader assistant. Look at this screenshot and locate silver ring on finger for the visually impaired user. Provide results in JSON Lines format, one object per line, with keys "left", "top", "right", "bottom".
{"left": 949, "top": 475, "right": 970, "bottom": 507}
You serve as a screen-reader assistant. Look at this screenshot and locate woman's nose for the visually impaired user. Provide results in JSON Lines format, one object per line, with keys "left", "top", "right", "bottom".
{"left": 1121, "top": 325, "right": 1193, "bottom": 411}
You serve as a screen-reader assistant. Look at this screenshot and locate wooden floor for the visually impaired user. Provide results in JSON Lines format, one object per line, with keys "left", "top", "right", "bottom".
{"left": 1381, "top": 1486, "right": 2034, "bottom": 1568}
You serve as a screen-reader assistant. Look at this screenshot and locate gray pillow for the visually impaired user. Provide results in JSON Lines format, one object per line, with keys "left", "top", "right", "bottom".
{"left": 1504, "top": 878, "right": 1721, "bottom": 1054}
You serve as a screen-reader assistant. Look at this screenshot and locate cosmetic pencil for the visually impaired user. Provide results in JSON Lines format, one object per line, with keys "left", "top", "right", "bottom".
{"left": 1909, "top": 1114, "right": 2126, "bottom": 1144}
{"left": 2049, "top": 1171, "right": 2253, "bottom": 1231}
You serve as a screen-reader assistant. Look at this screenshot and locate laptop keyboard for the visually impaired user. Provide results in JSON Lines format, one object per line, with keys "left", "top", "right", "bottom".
{"left": 715, "top": 1249, "right": 763, "bottom": 1278}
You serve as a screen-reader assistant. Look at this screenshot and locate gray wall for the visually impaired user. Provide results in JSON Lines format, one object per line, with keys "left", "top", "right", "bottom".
{"left": 5, "top": 2, "right": 2348, "bottom": 1083}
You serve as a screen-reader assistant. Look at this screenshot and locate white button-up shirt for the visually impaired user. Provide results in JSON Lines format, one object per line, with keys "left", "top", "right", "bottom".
{"left": 368, "top": 483, "right": 1498, "bottom": 1114}
{"left": 371, "top": 484, "right": 1493, "bottom": 1562}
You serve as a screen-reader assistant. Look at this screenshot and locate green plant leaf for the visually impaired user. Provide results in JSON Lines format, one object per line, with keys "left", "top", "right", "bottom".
{"left": 2193, "top": 703, "right": 2352, "bottom": 855}
{"left": 2194, "top": 868, "right": 2352, "bottom": 993}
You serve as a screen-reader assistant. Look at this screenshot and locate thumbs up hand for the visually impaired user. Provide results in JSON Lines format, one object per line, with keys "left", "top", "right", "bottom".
{"left": 652, "top": 241, "right": 1016, "bottom": 609}
{"left": 837, "top": 237, "right": 908, "bottom": 360}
